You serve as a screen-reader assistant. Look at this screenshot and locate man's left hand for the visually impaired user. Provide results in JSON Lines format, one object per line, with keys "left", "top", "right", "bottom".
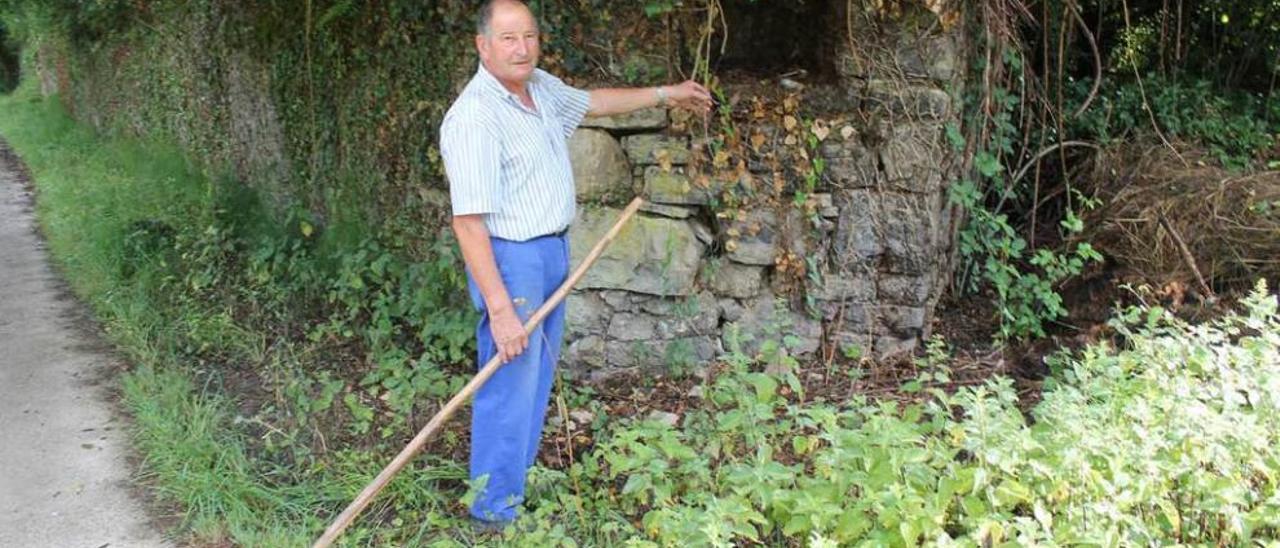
{"left": 665, "top": 80, "right": 714, "bottom": 114}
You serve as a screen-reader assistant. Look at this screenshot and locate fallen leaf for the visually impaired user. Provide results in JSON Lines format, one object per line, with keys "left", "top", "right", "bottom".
{"left": 783, "top": 115, "right": 798, "bottom": 131}
{"left": 841, "top": 125, "right": 856, "bottom": 139}
{"left": 713, "top": 150, "right": 731, "bottom": 169}
{"left": 656, "top": 149, "right": 673, "bottom": 172}
{"left": 812, "top": 124, "right": 830, "bottom": 142}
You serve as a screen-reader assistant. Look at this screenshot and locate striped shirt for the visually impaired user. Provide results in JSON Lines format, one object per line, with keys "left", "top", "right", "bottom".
{"left": 440, "top": 63, "right": 592, "bottom": 241}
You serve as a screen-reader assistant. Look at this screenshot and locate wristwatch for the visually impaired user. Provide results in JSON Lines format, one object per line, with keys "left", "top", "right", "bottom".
{"left": 655, "top": 86, "right": 668, "bottom": 107}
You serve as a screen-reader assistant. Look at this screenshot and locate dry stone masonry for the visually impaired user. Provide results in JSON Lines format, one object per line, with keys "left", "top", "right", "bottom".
{"left": 563, "top": 5, "right": 966, "bottom": 377}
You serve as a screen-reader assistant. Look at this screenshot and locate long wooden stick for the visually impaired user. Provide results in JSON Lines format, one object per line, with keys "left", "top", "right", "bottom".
{"left": 312, "top": 197, "right": 645, "bottom": 548}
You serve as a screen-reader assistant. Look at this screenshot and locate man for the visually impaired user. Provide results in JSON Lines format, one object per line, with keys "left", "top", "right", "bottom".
{"left": 439, "top": 0, "right": 713, "bottom": 528}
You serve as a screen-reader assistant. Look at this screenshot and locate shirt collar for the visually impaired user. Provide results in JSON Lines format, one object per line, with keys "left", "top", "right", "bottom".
{"left": 475, "top": 62, "right": 538, "bottom": 104}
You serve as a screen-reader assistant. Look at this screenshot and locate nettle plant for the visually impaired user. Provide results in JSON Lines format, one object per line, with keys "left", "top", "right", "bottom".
{"left": 569, "top": 280, "right": 1280, "bottom": 546}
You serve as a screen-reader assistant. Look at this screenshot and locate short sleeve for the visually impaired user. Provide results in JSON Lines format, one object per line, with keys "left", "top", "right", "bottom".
{"left": 440, "top": 117, "right": 501, "bottom": 216}
{"left": 540, "top": 70, "right": 592, "bottom": 138}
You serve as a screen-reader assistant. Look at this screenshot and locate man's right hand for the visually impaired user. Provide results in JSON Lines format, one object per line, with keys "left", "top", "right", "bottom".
{"left": 489, "top": 303, "right": 528, "bottom": 363}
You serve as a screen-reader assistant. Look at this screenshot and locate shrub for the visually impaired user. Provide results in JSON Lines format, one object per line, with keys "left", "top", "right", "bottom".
{"left": 577, "top": 281, "right": 1280, "bottom": 545}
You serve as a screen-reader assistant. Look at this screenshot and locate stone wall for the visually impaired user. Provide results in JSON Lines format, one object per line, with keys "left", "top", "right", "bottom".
{"left": 563, "top": 5, "right": 965, "bottom": 377}
{"left": 25, "top": 0, "right": 967, "bottom": 378}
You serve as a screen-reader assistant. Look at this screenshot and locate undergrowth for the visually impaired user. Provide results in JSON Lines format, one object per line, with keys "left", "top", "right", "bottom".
{"left": 6, "top": 78, "right": 1280, "bottom": 546}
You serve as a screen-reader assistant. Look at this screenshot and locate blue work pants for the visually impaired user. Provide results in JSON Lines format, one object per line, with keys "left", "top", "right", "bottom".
{"left": 465, "top": 233, "right": 568, "bottom": 523}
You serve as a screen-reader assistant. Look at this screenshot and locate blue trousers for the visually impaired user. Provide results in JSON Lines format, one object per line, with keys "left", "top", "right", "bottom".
{"left": 465, "top": 234, "right": 568, "bottom": 523}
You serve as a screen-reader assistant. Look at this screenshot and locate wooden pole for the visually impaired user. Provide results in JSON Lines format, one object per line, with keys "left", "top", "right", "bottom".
{"left": 312, "top": 197, "right": 645, "bottom": 548}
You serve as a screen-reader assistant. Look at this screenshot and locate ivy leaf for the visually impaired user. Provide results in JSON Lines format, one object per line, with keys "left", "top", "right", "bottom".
{"left": 975, "top": 151, "right": 1003, "bottom": 178}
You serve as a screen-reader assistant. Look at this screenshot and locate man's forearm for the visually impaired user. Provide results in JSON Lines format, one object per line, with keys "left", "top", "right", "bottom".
{"left": 587, "top": 87, "right": 663, "bottom": 118}
{"left": 451, "top": 215, "right": 512, "bottom": 314}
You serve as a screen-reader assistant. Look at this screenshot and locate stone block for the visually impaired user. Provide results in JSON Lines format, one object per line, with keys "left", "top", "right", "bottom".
{"left": 719, "top": 298, "right": 746, "bottom": 323}
{"left": 830, "top": 330, "right": 874, "bottom": 357}
{"left": 643, "top": 166, "right": 715, "bottom": 205}
{"left": 880, "top": 305, "right": 927, "bottom": 336}
{"left": 569, "top": 128, "right": 630, "bottom": 201}
{"left": 608, "top": 313, "right": 657, "bottom": 341}
{"left": 565, "top": 335, "right": 607, "bottom": 368}
{"left": 601, "top": 290, "right": 635, "bottom": 311}
{"left": 875, "top": 335, "right": 919, "bottom": 360}
{"left": 566, "top": 292, "right": 610, "bottom": 338}
{"left": 832, "top": 190, "right": 883, "bottom": 266}
{"left": 653, "top": 295, "right": 721, "bottom": 339}
{"left": 641, "top": 202, "right": 696, "bottom": 219}
{"left": 837, "top": 31, "right": 961, "bottom": 84}
{"left": 879, "top": 122, "right": 947, "bottom": 194}
{"left": 864, "top": 81, "right": 952, "bottom": 120}
{"left": 809, "top": 273, "right": 875, "bottom": 302}
{"left": 724, "top": 209, "right": 784, "bottom": 266}
{"left": 820, "top": 302, "right": 870, "bottom": 330}
{"left": 812, "top": 193, "right": 838, "bottom": 218}
{"left": 877, "top": 274, "right": 931, "bottom": 306}
{"left": 637, "top": 291, "right": 712, "bottom": 316}
{"left": 722, "top": 294, "right": 822, "bottom": 357}
{"left": 581, "top": 108, "right": 669, "bottom": 131}
{"left": 833, "top": 191, "right": 942, "bottom": 275}
{"left": 605, "top": 336, "right": 717, "bottom": 369}
{"left": 895, "top": 34, "right": 960, "bottom": 82}
{"left": 622, "top": 134, "right": 690, "bottom": 166}
{"left": 821, "top": 140, "right": 879, "bottom": 190}
{"left": 570, "top": 207, "right": 706, "bottom": 296}
{"left": 708, "top": 261, "right": 766, "bottom": 299}
{"left": 878, "top": 193, "right": 944, "bottom": 275}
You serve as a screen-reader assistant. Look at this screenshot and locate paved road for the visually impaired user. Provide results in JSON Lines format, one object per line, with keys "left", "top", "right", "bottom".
{"left": 0, "top": 144, "right": 170, "bottom": 547}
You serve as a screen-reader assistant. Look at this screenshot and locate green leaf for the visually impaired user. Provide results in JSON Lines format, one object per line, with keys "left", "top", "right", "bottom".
{"left": 975, "top": 151, "right": 1003, "bottom": 178}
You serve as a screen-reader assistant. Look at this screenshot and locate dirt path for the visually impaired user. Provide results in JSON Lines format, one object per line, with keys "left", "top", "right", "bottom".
{"left": 0, "top": 145, "right": 170, "bottom": 547}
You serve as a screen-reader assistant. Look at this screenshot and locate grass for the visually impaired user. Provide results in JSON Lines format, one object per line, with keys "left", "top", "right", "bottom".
{"left": 0, "top": 81, "right": 317, "bottom": 544}
{"left": 0, "top": 79, "right": 587, "bottom": 547}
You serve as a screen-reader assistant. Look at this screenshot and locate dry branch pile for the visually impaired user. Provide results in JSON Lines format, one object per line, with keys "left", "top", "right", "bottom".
{"left": 1082, "top": 143, "right": 1280, "bottom": 293}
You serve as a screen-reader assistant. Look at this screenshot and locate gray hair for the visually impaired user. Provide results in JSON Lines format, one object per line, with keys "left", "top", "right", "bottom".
{"left": 476, "top": 0, "right": 532, "bottom": 36}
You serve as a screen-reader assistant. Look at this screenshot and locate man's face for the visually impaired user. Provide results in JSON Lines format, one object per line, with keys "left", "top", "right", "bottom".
{"left": 476, "top": 2, "right": 540, "bottom": 87}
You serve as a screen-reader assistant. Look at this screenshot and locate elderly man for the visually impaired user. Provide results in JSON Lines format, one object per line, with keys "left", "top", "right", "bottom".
{"left": 439, "top": 0, "right": 712, "bottom": 528}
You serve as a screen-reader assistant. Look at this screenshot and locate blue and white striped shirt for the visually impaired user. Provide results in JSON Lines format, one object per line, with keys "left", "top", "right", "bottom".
{"left": 440, "top": 64, "right": 592, "bottom": 241}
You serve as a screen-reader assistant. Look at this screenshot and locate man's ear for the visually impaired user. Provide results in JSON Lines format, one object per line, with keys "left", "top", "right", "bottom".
{"left": 475, "top": 34, "right": 487, "bottom": 58}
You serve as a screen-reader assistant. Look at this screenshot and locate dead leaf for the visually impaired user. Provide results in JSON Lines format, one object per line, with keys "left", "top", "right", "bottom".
{"left": 713, "top": 150, "right": 731, "bottom": 169}
{"left": 750, "top": 132, "right": 767, "bottom": 151}
{"left": 841, "top": 125, "right": 856, "bottom": 140}
{"left": 783, "top": 95, "right": 800, "bottom": 112}
{"left": 783, "top": 115, "right": 798, "bottom": 131}
{"left": 812, "top": 125, "right": 830, "bottom": 142}
{"left": 656, "top": 149, "right": 673, "bottom": 172}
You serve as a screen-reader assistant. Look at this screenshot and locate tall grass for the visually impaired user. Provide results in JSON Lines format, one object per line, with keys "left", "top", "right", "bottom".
{"left": 0, "top": 81, "right": 517, "bottom": 547}
{"left": 0, "top": 81, "right": 318, "bottom": 545}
